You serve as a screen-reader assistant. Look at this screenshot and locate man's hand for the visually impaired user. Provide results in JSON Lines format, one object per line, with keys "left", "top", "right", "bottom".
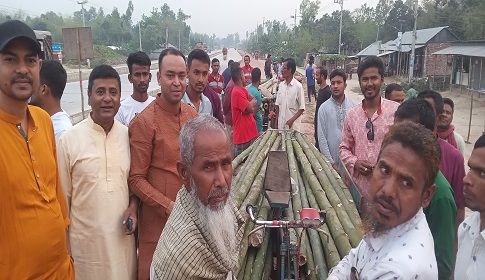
{"left": 122, "top": 203, "right": 138, "bottom": 235}
{"left": 166, "top": 200, "right": 175, "bottom": 216}
{"left": 354, "top": 160, "right": 374, "bottom": 176}
{"left": 332, "top": 163, "right": 339, "bottom": 172}
{"left": 285, "top": 118, "right": 295, "bottom": 128}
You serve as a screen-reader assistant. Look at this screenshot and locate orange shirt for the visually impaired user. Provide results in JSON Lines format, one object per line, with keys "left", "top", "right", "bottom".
{"left": 0, "top": 106, "right": 74, "bottom": 280}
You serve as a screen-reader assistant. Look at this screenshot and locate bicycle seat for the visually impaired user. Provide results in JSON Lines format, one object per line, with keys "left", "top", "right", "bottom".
{"left": 263, "top": 151, "right": 291, "bottom": 209}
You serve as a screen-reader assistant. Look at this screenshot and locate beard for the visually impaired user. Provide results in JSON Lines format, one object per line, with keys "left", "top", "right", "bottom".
{"left": 189, "top": 177, "right": 238, "bottom": 261}
{"left": 361, "top": 195, "right": 400, "bottom": 237}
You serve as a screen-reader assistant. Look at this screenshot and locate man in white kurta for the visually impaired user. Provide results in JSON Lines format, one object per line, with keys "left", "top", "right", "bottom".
{"left": 57, "top": 65, "right": 137, "bottom": 280}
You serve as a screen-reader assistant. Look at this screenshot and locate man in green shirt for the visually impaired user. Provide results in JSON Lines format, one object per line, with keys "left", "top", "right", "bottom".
{"left": 407, "top": 84, "right": 417, "bottom": 99}
{"left": 247, "top": 67, "right": 263, "bottom": 133}
{"left": 395, "top": 98, "right": 457, "bottom": 280}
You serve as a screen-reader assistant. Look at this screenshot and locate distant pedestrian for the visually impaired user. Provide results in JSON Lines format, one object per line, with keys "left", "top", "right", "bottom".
{"left": 277, "top": 57, "right": 284, "bottom": 79}
{"left": 0, "top": 19, "right": 74, "bottom": 280}
{"left": 219, "top": 47, "right": 229, "bottom": 74}
{"left": 275, "top": 58, "right": 305, "bottom": 131}
{"left": 222, "top": 59, "right": 234, "bottom": 89}
{"left": 231, "top": 66, "right": 258, "bottom": 156}
{"left": 264, "top": 54, "right": 273, "bottom": 80}
{"left": 242, "top": 55, "right": 254, "bottom": 85}
{"left": 247, "top": 67, "right": 263, "bottom": 133}
{"left": 384, "top": 83, "right": 405, "bottom": 104}
{"left": 30, "top": 59, "right": 72, "bottom": 143}
{"left": 314, "top": 66, "right": 331, "bottom": 150}
{"left": 57, "top": 65, "right": 137, "bottom": 280}
{"left": 208, "top": 58, "right": 224, "bottom": 96}
{"left": 317, "top": 69, "right": 355, "bottom": 171}
{"left": 437, "top": 97, "right": 465, "bottom": 155}
{"left": 115, "top": 51, "right": 154, "bottom": 126}
{"left": 306, "top": 56, "right": 316, "bottom": 102}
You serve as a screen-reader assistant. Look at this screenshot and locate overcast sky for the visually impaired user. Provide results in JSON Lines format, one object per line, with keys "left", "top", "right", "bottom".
{"left": 2, "top": 0, "right": 380, "bottom": 38}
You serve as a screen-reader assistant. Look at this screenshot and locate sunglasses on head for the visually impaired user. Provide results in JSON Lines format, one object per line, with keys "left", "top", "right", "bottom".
{"left": 366, "top": 118, "right": 374, "bottom": 141}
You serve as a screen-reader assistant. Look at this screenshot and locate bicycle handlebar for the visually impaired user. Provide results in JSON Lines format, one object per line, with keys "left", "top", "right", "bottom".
{"left": 246, "top": 204, "right": 325, "bottom": 230}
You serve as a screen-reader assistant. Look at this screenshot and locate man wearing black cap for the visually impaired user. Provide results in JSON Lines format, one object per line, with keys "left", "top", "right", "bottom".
{"left": 0, "top": 20, "right": 74, "bottom": 279}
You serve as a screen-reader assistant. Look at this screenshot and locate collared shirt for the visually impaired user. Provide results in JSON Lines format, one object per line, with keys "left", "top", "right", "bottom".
{"left": 223, "top": 79, "right": 235, "bottom": 125}
{"left": 51, "top": 110, "right": 73, "bottom": 143}
{"left": 232, "top": 86, "right": 258, "bottom": 144}
{"left": 328, "top": 209, "right": 438, "bottom": 280}
{"left": 317, "top": 95, "right": 355, "bottom": 164}
{"left": 0, "top": 106, "right": 74, "bottom": 280}
{"left": 203, "top": 86, "right": 224, "bottom": 123}
{"left": 314, "top": 85, "right": 332, "bottom": 149}
{"left": 438, "top": 138, "right": 466, "bottom": 209}
{"left": 182, "top": 92, "right": 213, "bottom": 116}
{"left": 242, "top": 65, "right": 253, "bottom": 85}
{"left": 219, "top": 57, "right": 229, "bottom": 74}
{"left": 455, "top": 212, "right": 485, "bottom": 280}
{"left": 339, "top": 97, "right": 399, "bottom": 198}
{"left": 115, "top": 95, "right": 155, "bottom": 126}
{"left": 208, "top": 72, "right": 224, "bottom": 95}
{"left": 57, "top": 115, "right": 136, "bottom": 280}
{"left": 128, "top": 94, "right": 198, "bottom": 280}
{"left": 247, "top": 84, "right": 263, "bottom": 133}
{"left": 275, "top": 77, "right": 305, "bottom": 131}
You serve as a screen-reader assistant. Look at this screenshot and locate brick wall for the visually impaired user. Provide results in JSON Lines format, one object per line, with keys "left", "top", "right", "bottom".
{"left": 425, "top": 42, "right": 453, "bottom": 76}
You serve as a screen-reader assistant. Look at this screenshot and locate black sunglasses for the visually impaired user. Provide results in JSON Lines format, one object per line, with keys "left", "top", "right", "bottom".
{"left": 366, "top": 118, "right": 374, "bottom": 141}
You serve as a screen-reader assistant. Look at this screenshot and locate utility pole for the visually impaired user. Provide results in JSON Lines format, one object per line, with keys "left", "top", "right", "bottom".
{"left": 336, "top": 0, "right": 344, "bottom": 55}
{"left": 294, "top": 9, "right": 297, "bottom": 35}
{"left": 165, "top": 27, "right": 168, "bottom": 48}
{"left": 178, "top": 30, "right": 181, "bottom": 50}
{"left": 138, "top": 22, "right": 142, "bottom": 51}
{"left": 263, "top": 17, "right": 265, "bottom": 34}
{"left": 77, "top": 0, "right": 89, "bottom": 67}
{"left": 409, "top": 0, "right": 418, "bottom": 82}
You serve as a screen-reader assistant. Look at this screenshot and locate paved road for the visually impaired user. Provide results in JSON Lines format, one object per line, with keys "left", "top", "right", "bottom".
{"left": 62, "top": 48, "right": 242, "bottom": 116}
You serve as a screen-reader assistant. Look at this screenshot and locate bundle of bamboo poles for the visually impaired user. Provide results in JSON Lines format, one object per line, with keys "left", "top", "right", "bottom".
{"left": 231, "top": 129, "right": 363, "bottom": 280}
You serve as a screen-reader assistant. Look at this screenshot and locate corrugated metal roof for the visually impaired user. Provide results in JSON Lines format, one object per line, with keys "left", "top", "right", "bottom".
{"left": 433, "top": 45, "right": 485, "bottom": 58}
{"left": 356, "top": 41, "right": 381, "bottom": 56}
{"left": 400, "top": 26, "right": 448, "bottom": 45}
{"left": 377, "top": 51, "right": 396, "bottom": 57}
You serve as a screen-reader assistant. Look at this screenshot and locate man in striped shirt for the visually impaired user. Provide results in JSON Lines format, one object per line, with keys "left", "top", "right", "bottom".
{"left": 150, "top": 115, "right": 244, "bottom": 280}
{"left": 208, "top": 58, "right": 224, "bottom": 96}
{"left": 242, "top": 55, "right": 253, "bottom": 85}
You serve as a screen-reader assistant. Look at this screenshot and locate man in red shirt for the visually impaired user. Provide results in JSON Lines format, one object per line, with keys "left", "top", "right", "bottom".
{"left": 208, "top": 58, "right": 224, "bottom": 95}
{"left": 242, "top": 55, "right": 253, "bottom": 85}
{"left": 231, "top": 66, "right": 258, "bottom": 156}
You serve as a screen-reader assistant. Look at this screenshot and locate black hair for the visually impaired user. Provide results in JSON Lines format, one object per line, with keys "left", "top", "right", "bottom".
{"left": 251, "top": 67, "right": 261, "bottom": 83}
{"left": 317, "top": 66, "right": 328, "bottom": 80}
{"left": 229, "top": 60, "right": 238, "bottom": 70}
{"left": 231, "top": 66, "right": 243, "bottom": 83}
{"left": 417, "top": 90, "right": 444, "bottom": 115}
{"left": 329, "top": 69, "right": 347, "bottom": 83}
{"left": 475, "top": 134, "right": 485, "bottom": 149}
{"left": 39, "top": 60, "right": 67, "bottom": 100}
{"left": 88, "top": 64, "right": 121, "bottom": 93}
{"left": 244, "top": 55, "right": 250, "bottom": 60}
{"left": 158, "top": 48, "right": 186, "bottom": 69}
{"left": 381, "top": 121, "right": 441, "bottom": 190}
{"left": 211, "top": 58, "right": 219, "bottom": 64}
{"left": 443, "top": 97, "right": 454, "bottom": 112}
{"left": 284, "top": 58, "right": 296, "bottom": 74}
{"left": 384, "top": 83, "right": 404, "bottom": 99}
{"left": 187, "top": 49, "right": 210, "bottom": 69}
{"left": 395, "top": 98, "right": 436, "bottom": 131}
{"left": 267, "top": 54, "right": 271, "bottom": 59}
{"left": 357, "top": 55, "right": 385, "bottom": 79}
{"left": 228, "top": 59, "right": 234, "bottom": 68}
{"left": 127, "top": 51, "right": 151, "bottom": 74}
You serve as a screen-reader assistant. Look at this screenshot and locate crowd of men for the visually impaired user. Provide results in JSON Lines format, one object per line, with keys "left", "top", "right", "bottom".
{"left": 2, "top": 18, "right": 485, "bottom": 280}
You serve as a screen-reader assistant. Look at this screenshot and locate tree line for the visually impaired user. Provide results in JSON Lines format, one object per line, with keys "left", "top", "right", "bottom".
{"left": 0, "top": 1, "right": 239, "bottom": 56}
{"left": 245, "top": 0, "right": 485, "bottom": 65}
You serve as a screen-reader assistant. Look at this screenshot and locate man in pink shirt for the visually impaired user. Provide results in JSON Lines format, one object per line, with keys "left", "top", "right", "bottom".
{"left": 339, "top": 56, "right": 399, "bottom": 204}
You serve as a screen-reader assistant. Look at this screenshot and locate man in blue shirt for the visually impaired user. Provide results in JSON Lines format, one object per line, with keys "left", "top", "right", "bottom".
{"left": 305, "top": 56, "right": 316, "bottom": 102}
{"left": 247, "top": 67, "right": 263, "bottom": 133}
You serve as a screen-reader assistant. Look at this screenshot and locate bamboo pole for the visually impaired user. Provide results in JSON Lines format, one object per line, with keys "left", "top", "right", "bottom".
{"left": 232, "top": 136, "right": 261, "bottom": 170}
{"left": 243, "top": 247, "right": 257, "bottom": 280}
{"left": 250, "top": 226, "right": 271, "bottom": 280}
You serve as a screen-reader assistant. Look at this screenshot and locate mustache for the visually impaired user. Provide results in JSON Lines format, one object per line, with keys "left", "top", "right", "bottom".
{"left": 207, "top": 187, "right": 230, "bottom": 200}
{"left": 11, "top": 74, "right": 33, "bottom": 84}
{"left": 374, "top": 195, "right": 400, "bottom": 215}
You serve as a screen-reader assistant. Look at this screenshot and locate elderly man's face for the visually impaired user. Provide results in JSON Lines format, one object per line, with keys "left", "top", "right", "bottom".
{"left": 189, "top": 129, "right": 232, "bottom": 210}
{"left": 365, "top": 142, "right": 435, "bottom": 235}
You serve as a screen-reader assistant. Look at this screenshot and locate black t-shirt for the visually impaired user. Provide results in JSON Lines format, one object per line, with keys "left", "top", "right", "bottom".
{"left": 264, "top": 60, "right": 272, "bottom": 75}
{"left": 314, "top": 85, "right": 332, "bottom": 149}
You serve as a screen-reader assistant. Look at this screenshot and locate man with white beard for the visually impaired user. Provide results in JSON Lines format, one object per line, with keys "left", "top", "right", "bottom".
{"left": 150, "top": 115, "right": 244, "bottom": 280}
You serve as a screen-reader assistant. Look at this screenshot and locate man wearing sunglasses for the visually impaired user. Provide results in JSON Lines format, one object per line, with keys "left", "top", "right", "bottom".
{"left": 339, "top": 56, "right": 400, "bottom": 201}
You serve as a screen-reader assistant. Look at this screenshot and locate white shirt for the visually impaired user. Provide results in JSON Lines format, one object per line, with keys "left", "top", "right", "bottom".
{"left": 220, "top": 57, "right": 229, "bottom": 74}
{"left": 182, "top": 93, "right": 213, "bottom": 116}
{"left": 51, "top": 110, "right": 73, "bottom": 144}
{"left": 455, "top": 212, "right": 485, "bottom": 280}
{"left": 328, "top": 209, "right": 438, "bottom": 280}
{"left": 275, "top": 77, "right": 305, "bottom": 132}
{"left": 115, "top": 95, "right": 155, "bottom": 126}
